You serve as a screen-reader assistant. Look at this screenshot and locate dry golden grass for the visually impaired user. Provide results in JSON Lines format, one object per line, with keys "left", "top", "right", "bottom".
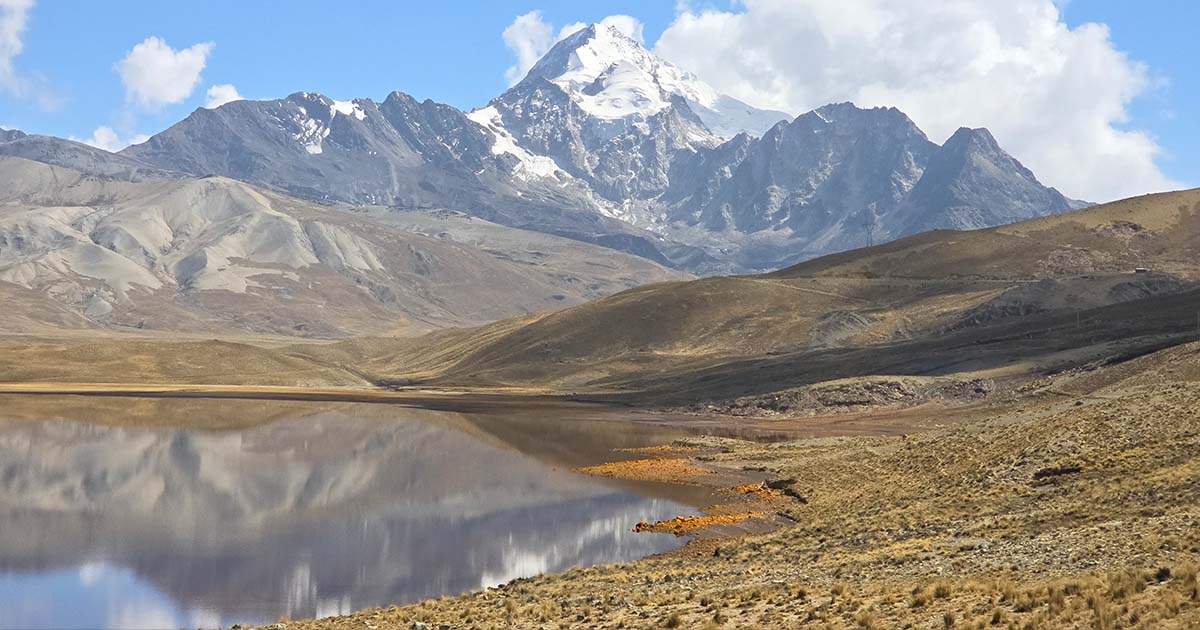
{"left": 0, "top": 336, "right": 369, "bottom": 387}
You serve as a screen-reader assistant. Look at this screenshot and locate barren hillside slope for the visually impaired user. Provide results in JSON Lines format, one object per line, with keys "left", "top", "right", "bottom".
{"left": 0, "top": 156, "right": 685, "bottom": 337}
{"left": 343, "top": 189, "right": 1200, "bottom": 397}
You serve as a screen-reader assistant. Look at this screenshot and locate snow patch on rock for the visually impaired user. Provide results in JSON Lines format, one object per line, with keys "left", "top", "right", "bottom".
{"left": 293, "top": 114, "right": 330, "bottom": 155}
{"left": 467, "top": 106, "right": 562, "bottom": 181}
{"left": 331, "top": 99, "right": 366, "bottom": 121}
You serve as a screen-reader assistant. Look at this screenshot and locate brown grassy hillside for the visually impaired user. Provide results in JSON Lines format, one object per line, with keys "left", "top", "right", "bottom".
{"left": 5, "top": 189, "right": 1198, "bottom": 394}
{"left": 778, "top": 189, "right": 1200, "bottom": 280}
{"left": 0, "top": 336, "right": 368, "bottom": 386}
{"left": 342, "top": 189, "right": 1200, "bottom": 398}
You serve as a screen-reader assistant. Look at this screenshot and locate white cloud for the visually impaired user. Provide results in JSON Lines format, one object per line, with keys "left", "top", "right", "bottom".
{"left": 653, "top": 0, "right": 1183, "bottom": 201}
{"left": 117, "top": 36, "right": 212, "bottom": 108}
{"left": 204, "top": 83, "right": 241, "bottom": 108}
{"left": 0, "top": 0, "right": 56, "bottom": 108}
{"left": 557, "top": 20, "right": 586, "bottom": 41}
{"left": 501, "top": 12, "right": 644, "bottom": 86}
{"left": 0, "top": 0, "right": 31, "bottom": 92}
{"left": 595, "top": 15, "right": 643, "bottom": 44}
{"left": 72, "top": 125, "right": 150, "bottom": 152}
{"left": 502, "top": 11, "right": 555, "bottom": 86}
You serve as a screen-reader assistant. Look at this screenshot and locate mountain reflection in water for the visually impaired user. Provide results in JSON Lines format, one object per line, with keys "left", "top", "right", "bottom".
{"left": 0, "top": 400, "right": 695, "bottom": 629}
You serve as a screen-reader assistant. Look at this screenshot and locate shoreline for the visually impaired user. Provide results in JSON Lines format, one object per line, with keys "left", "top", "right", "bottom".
{"left": 0, "top": 382, "right": 585, "bottom": 410}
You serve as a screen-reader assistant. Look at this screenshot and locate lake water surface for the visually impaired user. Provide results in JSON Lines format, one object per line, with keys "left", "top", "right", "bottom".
{"left": 0, "top": 397, "right": 699, "bottom": 629}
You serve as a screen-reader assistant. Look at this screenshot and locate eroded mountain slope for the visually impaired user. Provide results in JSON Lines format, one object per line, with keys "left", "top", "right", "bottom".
{"left": 0, "top": 156, "right": 685, "bottom": 337}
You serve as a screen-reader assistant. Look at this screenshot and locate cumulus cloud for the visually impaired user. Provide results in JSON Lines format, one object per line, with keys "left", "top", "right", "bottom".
{"left": 117, "top": 36, "right": 212, "bottom": 107}
{"left": 0, "top": 0, "right": 31, "bottom": 89}
{"left": 73, "top": 125, "right": 150, "bottom": 152}
{"left": 501, "top": 12, "right": 644, "bottom": 85}
{"left": 653, "top": 0, "right": 1182, "bottom": 201}
{"left": 0, "top": 0, "right": 56, "bottom": 107}
{"left": 502, "top": 11, "right": 555, "bottom": 86}
{"left": 205, "top": 83, "right": 241, "bottom": 108}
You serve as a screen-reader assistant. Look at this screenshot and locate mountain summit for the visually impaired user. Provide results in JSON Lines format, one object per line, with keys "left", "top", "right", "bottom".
{"left": 520, "top": 23, "right": 788, "bottom": 138}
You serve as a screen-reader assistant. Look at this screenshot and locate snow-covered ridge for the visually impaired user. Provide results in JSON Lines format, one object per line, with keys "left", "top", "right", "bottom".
{"left": 292, "top": 110, "right": 329, "bottom": 155}
{"left": 331, "top": 99, "right": 367, "bottom": 121}
{"left": 466, "top": 106, "right": 562, "bottom": 181}
{"left": 288, "top": 93, "right": 367, "bottom": 155}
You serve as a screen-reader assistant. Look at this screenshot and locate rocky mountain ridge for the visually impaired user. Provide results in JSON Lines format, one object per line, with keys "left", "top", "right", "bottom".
{"left": 5, "top": 23, "right": 1084, "bottom": 277}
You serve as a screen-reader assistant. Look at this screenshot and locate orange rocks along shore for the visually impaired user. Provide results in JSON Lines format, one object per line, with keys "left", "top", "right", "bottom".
{"left": 633, "top": 512, "right": 767, "bottom": 536}
{"left": 572, "top": 457, "right": 711, "bottom": 483}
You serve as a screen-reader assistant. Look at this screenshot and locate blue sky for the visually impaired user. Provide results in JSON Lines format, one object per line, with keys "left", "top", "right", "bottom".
{"left": 0, "top": 1, "right": 1193, "bottom": 199}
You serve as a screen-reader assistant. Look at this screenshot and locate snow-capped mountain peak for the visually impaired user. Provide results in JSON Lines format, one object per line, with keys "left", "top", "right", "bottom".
{"left": 521, "top": 23, "right": 787, "bottom": 137}
{"left": 526, "top": 24, "right": 714, "bottom": 118}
